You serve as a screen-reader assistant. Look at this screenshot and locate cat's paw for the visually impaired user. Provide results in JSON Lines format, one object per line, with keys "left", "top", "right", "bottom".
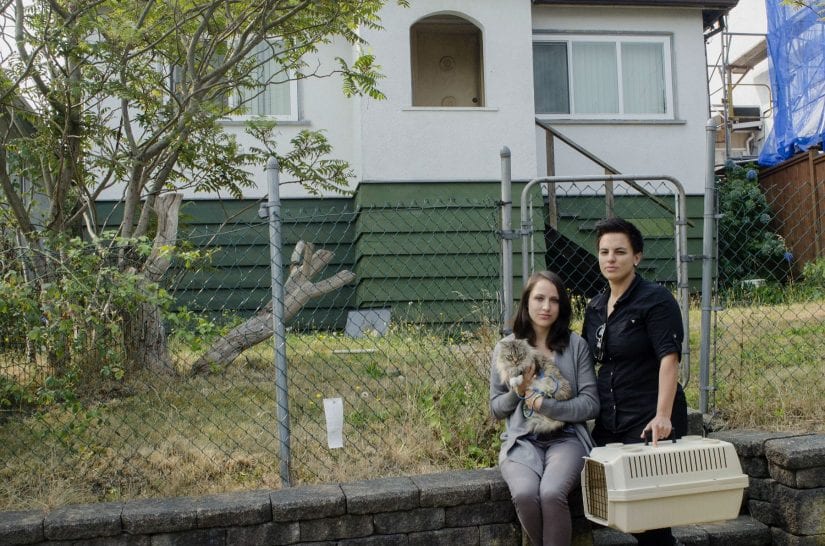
{"left": 509, "top": 375, "right": 523, "bottom": 389}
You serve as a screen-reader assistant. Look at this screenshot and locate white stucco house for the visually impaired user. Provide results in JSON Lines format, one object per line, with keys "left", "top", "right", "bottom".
{"left": 96, "top": 0, "right": 741, "bottom": 325}
{"left": 96, "top": 0, "right": 738, "bottom": 202}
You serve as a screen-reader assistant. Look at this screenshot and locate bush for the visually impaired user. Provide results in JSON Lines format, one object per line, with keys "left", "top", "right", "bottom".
{"left": 0, "top": 236, "right": 173, "bottom": 400}
{"left": 802, "top": 257, "right": 825, "bottom": 288}
{"left": 717, "top": 163, "right": 789, "bottom": 287}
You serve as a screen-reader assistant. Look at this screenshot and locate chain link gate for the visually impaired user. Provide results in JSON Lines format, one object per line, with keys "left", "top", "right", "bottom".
{"left": 499, "top": 148, "right": 694, "bottom": 388}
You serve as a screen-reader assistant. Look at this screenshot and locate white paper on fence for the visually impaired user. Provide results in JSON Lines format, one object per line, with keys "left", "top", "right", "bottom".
{"left": 323, "top": 397, "right": 344, "bottom": 449}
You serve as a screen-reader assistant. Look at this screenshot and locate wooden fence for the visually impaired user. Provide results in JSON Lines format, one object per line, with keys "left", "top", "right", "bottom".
{"left": 759, "top": 148, "right": 825, "bottom": 272}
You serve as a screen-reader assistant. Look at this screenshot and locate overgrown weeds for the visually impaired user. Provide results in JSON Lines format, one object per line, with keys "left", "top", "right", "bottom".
{"left": 0, "top": 321, "right": 502, "bottom": 510}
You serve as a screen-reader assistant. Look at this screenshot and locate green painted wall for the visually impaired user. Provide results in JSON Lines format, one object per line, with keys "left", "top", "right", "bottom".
{"left": 352, "top": 181, "right": 546, "bottom": 326}
{"left": 548, "top": 194, "right": 706, "bottom": 290}
{"left": 95, "top": 198, "right": 356, "bottom": 329}
{"left": 95, "top": 189, "right": 705, "bottom": 332}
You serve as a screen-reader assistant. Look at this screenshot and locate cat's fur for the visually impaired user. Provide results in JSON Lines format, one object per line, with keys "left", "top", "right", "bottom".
{"left": 495, "top": 338, "right": 573, "bottom": 434}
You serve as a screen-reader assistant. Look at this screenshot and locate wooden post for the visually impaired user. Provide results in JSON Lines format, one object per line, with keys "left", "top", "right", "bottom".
{"left": 809, "top": 149, "right": 823, "bottom": 258}
{"left": 545, "top": 132, "right": 558, "bottom": 228}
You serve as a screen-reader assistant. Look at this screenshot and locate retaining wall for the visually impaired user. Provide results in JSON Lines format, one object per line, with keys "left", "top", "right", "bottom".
{"left": 710, "top": 430, "right": 825, "bottom": 545}
{"left": 2, "top": 432, "right": 823, "bottom": 545}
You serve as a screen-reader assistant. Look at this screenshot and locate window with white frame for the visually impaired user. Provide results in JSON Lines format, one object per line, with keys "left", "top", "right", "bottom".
{"left": 231, "top": 40, "right": 298, "bottom": 121}
{"left": 533, "top": 35, "right": 673, "bottom": 119}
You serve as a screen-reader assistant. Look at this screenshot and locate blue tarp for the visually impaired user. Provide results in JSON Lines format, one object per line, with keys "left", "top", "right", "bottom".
{"left": 759, "top": 0, "right": 825, "bottom": 166}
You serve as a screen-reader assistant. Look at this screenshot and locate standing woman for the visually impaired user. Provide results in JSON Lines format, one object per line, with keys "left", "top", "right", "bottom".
{"left": 490, "top": 271, "right": 599, "bottom": 546}
{"left": 582, "top": 217, "right": 688, "bottom": 546}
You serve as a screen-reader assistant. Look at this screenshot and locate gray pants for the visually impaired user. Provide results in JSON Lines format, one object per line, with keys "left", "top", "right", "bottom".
{"left": 500, "top": 434, "right": 586, "bottom": 546}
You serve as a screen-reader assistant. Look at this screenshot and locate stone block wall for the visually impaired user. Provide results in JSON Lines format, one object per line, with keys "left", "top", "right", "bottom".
{"left": 710, "top": 431, "right": 825, "bottom": 545}
{"left": 2, "top": 431, "right": 822, "bottom": 545}
{"left": 0, "top": 469, "right": 530, "bottom": 546}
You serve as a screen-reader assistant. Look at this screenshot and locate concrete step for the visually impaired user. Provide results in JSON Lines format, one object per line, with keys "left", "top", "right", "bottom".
{"left": 589, "top": 515, "right": 771, "bottom": 545}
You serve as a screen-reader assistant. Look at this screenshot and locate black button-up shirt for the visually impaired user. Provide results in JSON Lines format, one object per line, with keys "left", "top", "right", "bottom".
{"left": 582, "top": 274, "right": 684, "bottom": 435}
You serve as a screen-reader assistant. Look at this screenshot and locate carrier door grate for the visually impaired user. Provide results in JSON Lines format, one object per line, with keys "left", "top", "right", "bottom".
{"left": 584, "top": 459, "right": 608, "bottom": 520}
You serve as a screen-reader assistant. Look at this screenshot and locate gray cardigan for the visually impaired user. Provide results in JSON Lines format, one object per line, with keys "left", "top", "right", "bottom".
{"left": 489, "top": 333, "right": 599, "bottom": 477}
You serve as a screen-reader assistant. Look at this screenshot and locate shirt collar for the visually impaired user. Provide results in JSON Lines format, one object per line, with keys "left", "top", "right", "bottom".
{"left": 592, "top": 273, "right": 645, "bottom": 312}
{"left": 614, "top": 273, "right": 644, "bottom": 307}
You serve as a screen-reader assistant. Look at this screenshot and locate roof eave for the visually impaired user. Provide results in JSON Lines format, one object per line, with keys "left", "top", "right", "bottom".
{"left": 532, "top": 0, "right": 739, "bottom": 30}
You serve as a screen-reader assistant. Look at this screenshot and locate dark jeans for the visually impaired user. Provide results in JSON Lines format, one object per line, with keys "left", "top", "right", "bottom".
{"left": 592, "top": 407, "right": 688, "bottom": 546}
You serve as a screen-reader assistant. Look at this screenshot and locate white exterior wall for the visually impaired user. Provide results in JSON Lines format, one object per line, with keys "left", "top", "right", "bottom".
{"left": 97, "top": 38, "right": 358, "bottom": 201}
{"left": 357, "top": 1, "right": 538, "bottom": 184}
{"left": 531, "top": 5, "right": 713, "bottom": 195}
{"left": 215, "top": 38, "right": 358, "bottom": 200}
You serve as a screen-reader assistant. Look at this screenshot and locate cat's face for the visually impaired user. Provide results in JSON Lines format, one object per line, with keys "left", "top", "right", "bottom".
{"left": 500, "top": 339, "right": 531, "bottom": 365}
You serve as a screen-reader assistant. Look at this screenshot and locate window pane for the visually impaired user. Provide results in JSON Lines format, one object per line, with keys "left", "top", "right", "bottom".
{"left": 240, "top": 42, "right": 292, "bottom": 117}
{"left": 533, "top": 42, "right": 569, "bottom": 114}
{"left": 622, "top": 42, "right": 665, "bottom": 114}
{"left": 572, "top": 42, "right": 618, "bottom": 114}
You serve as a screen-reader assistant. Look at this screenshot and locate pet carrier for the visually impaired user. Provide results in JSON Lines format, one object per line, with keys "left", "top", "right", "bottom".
{"left": 581, "top": 435, "right": 748, "bottom": 533}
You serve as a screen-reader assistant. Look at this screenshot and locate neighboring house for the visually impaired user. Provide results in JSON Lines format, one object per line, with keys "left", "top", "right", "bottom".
{"left": 0, "top": 93, "right": 48, "bottom": 236}
{"left": 97, "top": 0, "right": 739, "bottom": 327}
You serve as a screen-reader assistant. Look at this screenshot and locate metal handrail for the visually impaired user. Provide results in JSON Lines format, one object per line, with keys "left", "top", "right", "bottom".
{"left": 535, "top": 118, "right": 693, "bottom": 227}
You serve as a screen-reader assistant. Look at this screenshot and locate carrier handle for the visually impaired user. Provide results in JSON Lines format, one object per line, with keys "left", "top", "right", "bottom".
{"left": 644, "top": 430, "right": 677, "bottom": 446}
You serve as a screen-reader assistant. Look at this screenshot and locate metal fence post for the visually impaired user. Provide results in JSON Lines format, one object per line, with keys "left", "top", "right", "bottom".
{"left": 265, "top": 157, "right": 291, "bottom": 487}
{"left": 699, "top": 119, "right": 718, "bottom": 415}
{"left": 500, "top": 147, "right": 513, "bottom": 332}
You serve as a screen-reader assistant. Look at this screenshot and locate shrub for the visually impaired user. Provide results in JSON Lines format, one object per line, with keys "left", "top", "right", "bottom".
{"left": 802, "top": 257, "right": 825, "bottom": 288}
{"left": 717, "top": 163, "right": 788, "bottom": 287}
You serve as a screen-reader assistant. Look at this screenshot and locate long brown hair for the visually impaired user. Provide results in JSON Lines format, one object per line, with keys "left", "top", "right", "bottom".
{"left": 512, "top": 270, "right": 571, "bottom": 352}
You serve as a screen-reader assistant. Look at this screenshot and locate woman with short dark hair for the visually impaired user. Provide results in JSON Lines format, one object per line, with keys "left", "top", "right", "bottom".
{"left": 582, "top": 217, "right": 688, "bottom": 546}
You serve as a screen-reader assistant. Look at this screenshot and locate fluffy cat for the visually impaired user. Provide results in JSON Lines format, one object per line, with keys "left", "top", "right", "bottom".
{"left": 495, "top": 338, "right": 573, "bottom": 434}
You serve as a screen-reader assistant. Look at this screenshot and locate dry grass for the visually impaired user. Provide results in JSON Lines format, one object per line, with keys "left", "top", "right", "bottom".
{"left": 0, "top": 323, "right": 500, "bottom": 510}
{"left": 704, "top": 300, "right": 825, "bottom": 432}
{"left": 1, "top": 299, "right": 822, "bottom": 511}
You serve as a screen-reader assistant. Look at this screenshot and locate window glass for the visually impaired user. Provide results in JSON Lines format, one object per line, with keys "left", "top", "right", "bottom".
{"left": 621, "top": 42, "right": 665, "bottom": 114}
{"left": 532, "top": 36, "right": 671, "bottom": 118}
{"left": 533, "top": 42, "right": 569, "bottom": 114}
{"left": 572, "top": 41, "right": 618, "bottom": 114}
{"left": 237, "top": 41, "right": 293, "bottom": 117}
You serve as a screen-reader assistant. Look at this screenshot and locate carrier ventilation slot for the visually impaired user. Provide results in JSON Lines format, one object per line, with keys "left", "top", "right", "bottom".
{"left": 584, "top": 459, "right": 608, "bottom": 520}
{"left": 626, "top": 446, "right": 729, "bottom": 479}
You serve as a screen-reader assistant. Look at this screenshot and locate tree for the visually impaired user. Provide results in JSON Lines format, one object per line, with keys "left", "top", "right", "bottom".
{"left": 782, "top": 0, "right": 825, "bottom": 15}
{"left": 0, "top": 0, "right": 403, "bottom": 375}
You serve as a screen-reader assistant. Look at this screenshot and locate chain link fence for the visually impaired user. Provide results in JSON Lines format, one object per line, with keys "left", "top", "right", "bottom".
{"left": 710, "top": 161, "right": 825, "bottom": 431}
{"left": 1, "top": 166, "right": 823, "bottom": 511}
{"left": 0, "top": 198, "right": 504, "bottom": 510}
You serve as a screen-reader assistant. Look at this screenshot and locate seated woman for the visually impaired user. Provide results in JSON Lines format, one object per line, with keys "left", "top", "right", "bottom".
{"left": 490, "top": 270, "right": 599, "bottom": 546}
